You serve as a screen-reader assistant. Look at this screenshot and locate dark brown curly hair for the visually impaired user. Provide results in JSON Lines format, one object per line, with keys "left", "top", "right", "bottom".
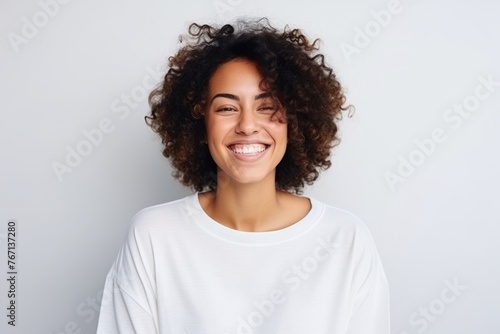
{"left": 146, "top": 18, "right": 352, "bottom": 194}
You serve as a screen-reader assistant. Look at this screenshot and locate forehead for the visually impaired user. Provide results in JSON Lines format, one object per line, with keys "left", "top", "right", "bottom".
{"left": 208, "top": 59, "right": 265, "bottom": 94}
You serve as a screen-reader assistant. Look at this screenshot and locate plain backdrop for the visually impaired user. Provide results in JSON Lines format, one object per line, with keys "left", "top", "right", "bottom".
{"left": 1, "top": 0, "right": 499, "bottom": 333}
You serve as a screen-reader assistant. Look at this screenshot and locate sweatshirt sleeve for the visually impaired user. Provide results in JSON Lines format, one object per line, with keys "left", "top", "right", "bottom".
{"left": 96, "top": 212, "right": 160, "bottom": 334}
{"left": 96, "top": 271, "right": 158, "bottom": 334}
{"left": 345, "top": 223, "right": 391, "bottom": 334}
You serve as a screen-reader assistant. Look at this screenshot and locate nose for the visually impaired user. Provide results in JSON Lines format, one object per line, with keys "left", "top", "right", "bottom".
{"left": 235, "top": 109, "right": 260, "bottom": 135}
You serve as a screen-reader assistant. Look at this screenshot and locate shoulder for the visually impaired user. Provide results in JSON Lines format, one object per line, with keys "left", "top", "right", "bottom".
{"left": 111, "top": 194, "right": 198, "bottom": 270}
{"left": 313, "top": 199, "right": 371, "bottom": 233}
{"left": 310, "top": 198, "right": 378, "bottom": 250}
{"left": 312, "top": 199, "right": 386, "bottom": 279}
{"left": 127, "top": 193, "right": 198, "bottom": 237}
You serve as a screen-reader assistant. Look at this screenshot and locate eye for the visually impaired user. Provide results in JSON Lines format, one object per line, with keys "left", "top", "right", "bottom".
{"left": 216, "top": 106, "right": 237, "bottom": 112}
{"left": 257, "top": 105, "right": 276, "bottom": 113}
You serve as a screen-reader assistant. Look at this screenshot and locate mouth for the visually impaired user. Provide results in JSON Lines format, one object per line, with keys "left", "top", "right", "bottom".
{"left": 227, "top": 143, "right": 269, "bottom": 155}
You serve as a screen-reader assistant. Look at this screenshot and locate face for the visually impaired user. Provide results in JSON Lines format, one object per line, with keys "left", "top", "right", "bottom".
{"left": 204, "top": 58, "right": 287, "bottom": 187}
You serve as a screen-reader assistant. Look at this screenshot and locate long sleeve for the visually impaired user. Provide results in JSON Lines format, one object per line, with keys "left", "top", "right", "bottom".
{"left": 96, "top": 211, "right": 160, "bottom": 334}
{"left": 345, "top": 223, "right": 390, "bottom": 334}
{"left": 96, "top": 271, "right": 158, "bottom": 334}
{"left": 345, "top": 261, "right": 390, "bottom": 333}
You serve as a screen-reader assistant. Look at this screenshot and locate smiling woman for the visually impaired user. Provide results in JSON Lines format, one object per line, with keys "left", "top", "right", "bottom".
{"left": 204, "top": 59, "right": 288, "bottom": 210}
{"left": 96, "top": 18, "right": 390, "bottom": 333}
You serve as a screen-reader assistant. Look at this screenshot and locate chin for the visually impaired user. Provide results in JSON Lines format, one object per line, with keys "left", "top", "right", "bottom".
{"left": 218, "top": 170, "right": 275, "bottom": 187}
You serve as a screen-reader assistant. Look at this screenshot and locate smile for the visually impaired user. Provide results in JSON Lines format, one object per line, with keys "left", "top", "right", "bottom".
{"left": 228, "top": 144, "right": 269, "bottom": 155}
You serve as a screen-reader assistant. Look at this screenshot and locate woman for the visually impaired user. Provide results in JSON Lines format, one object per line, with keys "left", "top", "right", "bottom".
{"left": 97, "top": 18, "right": 390, "bottom": 333}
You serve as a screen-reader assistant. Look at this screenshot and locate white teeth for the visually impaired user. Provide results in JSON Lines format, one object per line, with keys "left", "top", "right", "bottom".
{"left": 232, "top": 145, "right": 267, "bottom": 154}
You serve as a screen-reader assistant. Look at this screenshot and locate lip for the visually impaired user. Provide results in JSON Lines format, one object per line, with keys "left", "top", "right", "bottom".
{"left": 226, "top": 142, "right": 271, "bottom": 162}
{"left": 226, "top": 139, "right": 272, "bottom": 146}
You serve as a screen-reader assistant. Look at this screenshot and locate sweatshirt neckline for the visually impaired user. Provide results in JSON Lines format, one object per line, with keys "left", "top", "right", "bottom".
{"left": 187, "top": 193, "right": 324, "bottom": 246}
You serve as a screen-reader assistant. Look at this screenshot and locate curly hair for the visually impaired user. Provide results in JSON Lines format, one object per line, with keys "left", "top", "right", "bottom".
{"left": 146, "top": 18, "right": 352, "bottom": 194}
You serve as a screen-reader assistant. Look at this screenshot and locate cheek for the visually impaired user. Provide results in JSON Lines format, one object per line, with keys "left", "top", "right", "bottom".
{"left": 206, "top": 115, "right": 240, "bottom": 137}
{"left": 205, "top": 117, "right": 220, "bottom": 142}
{"left": 204, "top": 119, "right": 233, "bottom": 159}
{"left": 271, "top": 123, "right": 288, "bottom": 144}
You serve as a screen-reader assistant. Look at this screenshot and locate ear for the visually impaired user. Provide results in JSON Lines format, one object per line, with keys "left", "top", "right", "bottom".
{"left": 192, "top": 103, "right": 205, "bottom": 119}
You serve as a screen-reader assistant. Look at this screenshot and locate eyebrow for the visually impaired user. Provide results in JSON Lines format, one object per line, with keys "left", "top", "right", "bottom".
{"left": 210, "top": 92, "right": 272, "bottom": 104}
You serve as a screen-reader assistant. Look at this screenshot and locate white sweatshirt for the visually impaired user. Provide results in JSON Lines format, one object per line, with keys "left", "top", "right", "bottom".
{"left": 96, "top": 194, "right": 390, "bottom": 333}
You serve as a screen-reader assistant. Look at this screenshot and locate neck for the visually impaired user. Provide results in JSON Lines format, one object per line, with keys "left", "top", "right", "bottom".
{"left": 205, "top": 173, "right": 283, "bottom": 232}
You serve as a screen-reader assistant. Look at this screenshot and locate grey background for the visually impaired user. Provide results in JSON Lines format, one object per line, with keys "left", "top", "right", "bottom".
{"left": 1, "top": 0, "right": 499, "bottom": 333}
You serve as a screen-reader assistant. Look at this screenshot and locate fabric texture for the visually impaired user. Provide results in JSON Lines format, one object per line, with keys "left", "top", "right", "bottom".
{"left": 96, "top": 194, "right": 390, "bottom": 333}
